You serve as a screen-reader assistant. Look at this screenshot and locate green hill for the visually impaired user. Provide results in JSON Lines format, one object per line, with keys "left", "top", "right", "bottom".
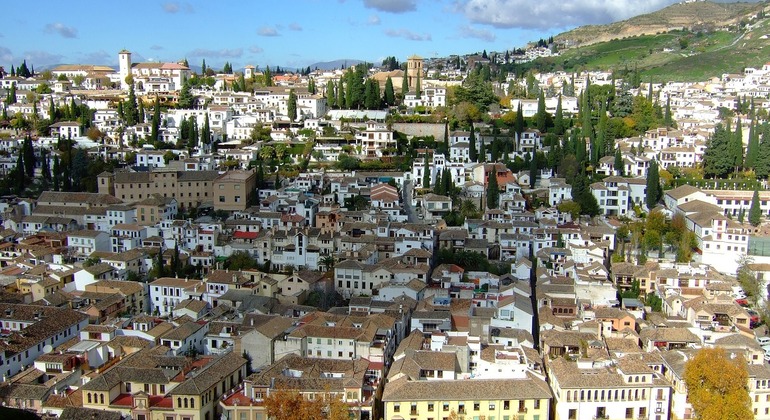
{"left": 530, "top": 1, "right": 770, "bottom": 81}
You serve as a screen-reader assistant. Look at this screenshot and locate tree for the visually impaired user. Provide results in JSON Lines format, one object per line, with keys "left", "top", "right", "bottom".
{"left": 703, "top": 123, "right": 733, "bottom": 178}
{"left": 486, "top": 168, "right": 499, "bottom": 209}
{"left": 336, "top": 78, "right": 345, "bottom": 109}
{"left": 684, "top": 347, "right": 752, "bottom": 420}
{"left": 422, "top": 164, "right": 430, "bottom": 189}
{"left": 737, "top": 255, "right": 760, "bottom": 306}
{"left": 401, "top": 71, "right": 409, "bottom": 98}
{"left": 749, "top": 187, "right": 762, "bottom": 227}
{"left": 514, "top": 102, "right": 525, "bottom": 140}
{"left": 384, "top": 76, "right": 395, "bottom": 106}
{"left": 746, "top": 118, "right": 759, "bottom": 170}
{"left": 124, "top": 82, "right": 139, "bottom": 125}
{"left": 645, "top": 160, "right": 661, "bottom": 210}
{"left": 225, "top": 251, "right": 256, "bottom": 270}
{"left": 52, "top": 155, "right": 60, "bottom": 191}
{"left": 535, "top": 91, "right": 548, "bottom": 132}
{"left": 614, "top": 149, "right": 624, "bottom": 176}
{"left": 553, "top": 94, "right": 564, "bottom": 135}
{"left": 178, "top": 80, "right": 194, "bottom": 109}
{"left": 287, "top": 89, "right": 297, "bottom": 122}
{"left": 469, "top": 122, "right": 477, "bottom": 162}
{"left": 325, "top": 80, "right": 336, "bottom": 108}
{"left": 22, "top": 136, "right": 35, "bottom": 178}
{"left": 731, "top": 118, "right": 744, "bottom": 173}
{"left": 150, "top": 95, "right": 161, "bottom": 142}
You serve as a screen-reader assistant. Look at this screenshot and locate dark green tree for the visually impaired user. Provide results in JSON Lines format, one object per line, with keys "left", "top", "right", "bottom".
{"left": 646, "top": 159, "right": 661, "bottom": 210}
{"left": 287, "top": 89, "right": 297, "bottom": 122}
{"left": 731, "top": 118, "right": 744, "bottom": 173}
{"left": 756, "top": 124, "right": 770, "bottom": 178}
{"left": 336, "top": 78, "right": 345, "bottom": 109}
{"left": 401, "top": 72, "right": 409, "bottom": 100}
{"left": 124, "top": 83, "right": 138, "bottom": 125}
{"left": 52, "top": 155, "right": 60, "bottom": 191}
{"left": 554, "top": 94, "right": 564, "bottom": 135}
{"left": 415, "top": 71, "right": 421, "bottom": 99}
{"left": 384, "top": 76, "right": 395, "bottom": 106}
{"left": 22, "top": 136, "right": 35, "bottom": 178}
{"left": 746, "top": 118, "right": 759, "bottom": 170}
{"left": 422, "top": 164, "right": 430, "bottom": 189}
{"left": 433, "top": 169, "right": 444, "bottom": 195}
{"left": 201, "top": 113, "right": 211, "bottom": 147}
{"left": 325, "top": 81, "right": 336, "bottom": 108}
{"left": 535, "top": 91, "right": 548, "bottom": 132}
{"left": 150, "top": 95, "right": 161, "bottom": 142}
{"left": 469, "top": 123, "right": 478, "bottom": 162}
{"left": 487, "top": 168, "right": 499, "bottom": 209}
{"left": 529, "top": 152, "right": 538, "bottom": 189}
{"left": 703, "top": 123, "right": 734, "bottom": 178}
{"left": 615, "top": 149, "right": 624, "bottom": 176}
{"left": 14, "top": 153, "right": 25, "bottom": 193}
{"left": 178, "top": 80, "right": 194, "bottom": 109}
{"left": 750, "top": 187, "right": 762, "bottom": 226}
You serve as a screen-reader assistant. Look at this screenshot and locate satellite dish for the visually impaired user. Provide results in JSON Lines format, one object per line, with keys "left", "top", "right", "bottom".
{"left": 42, "top": 345, "right": 53, "bottom": 354}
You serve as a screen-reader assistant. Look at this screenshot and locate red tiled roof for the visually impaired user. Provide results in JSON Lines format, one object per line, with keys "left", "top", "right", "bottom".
{"left": 150, "top": 396, "right": 173, "bottom": 408}
{"left": 233, "top": 231, "right": 259, "bottom": 240}
{"left": 111, "top": 393, "right": 133, "bottom": 407}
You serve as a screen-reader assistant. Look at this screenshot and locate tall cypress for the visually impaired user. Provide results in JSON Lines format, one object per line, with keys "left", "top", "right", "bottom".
{"left": 554, "top": 95, "right": 564, "bottom": 135}
{"left": 336, "top": 78, "right": 345, "bottom": 110}
{"left": 746, "top": 118, "right": 760, "bottom": 169}
{"left": 469, "top": 123, "right": 477, "bottom": 162}
{"left": 384, "top": 76, "right": 395, "bottom": 106}
{"left": 487, "top": 167, "right": 499, "bottom": 209}
{"left": 52, "top": 155, "right": 60, "bottom": 191}
{"left": 750, "top": 187, "right": 762, "bottom": 226}
{"left": 646, "top": 160, "right": 661, "bottom": 210}
{"left": 150, "top": 95, "right": 161, "bottom": 142}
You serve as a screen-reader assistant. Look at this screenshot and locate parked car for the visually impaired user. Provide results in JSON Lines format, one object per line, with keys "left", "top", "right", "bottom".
{"left": 736, "top": 298, "right": 749, "bottom": 307}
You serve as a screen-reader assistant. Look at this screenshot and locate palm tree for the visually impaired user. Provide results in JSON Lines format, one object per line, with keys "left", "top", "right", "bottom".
{"left": 259, "top": 145, "right": 275, "bottom": 161}
{"left": 320, "top": 255, "right": 336, "bottom": 272}
{"left": 460, "top": 199, "right": 479, "bottom": 219}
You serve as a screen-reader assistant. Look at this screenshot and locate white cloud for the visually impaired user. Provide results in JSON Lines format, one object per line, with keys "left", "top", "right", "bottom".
{"left": 162, "top": 2, "right": 194, "bottom": 13}
{"left": 44, "top": 22, "right": 77, "bottom": 39}
{"left": 363, "top": 0, "right": 416, "bottom": 13}
{"left": 368, "top": 14, "right": 381, "bottom": 25}
{"left": 248, "top": 46, "right": 264, "bottom": 54}
{"left": 187, "top": 48, "right": 243, "bottom": 58}
{"left": 455, "top": 0, "right": 680, "bottom": 30}
{"left": 258, "top": 26, "right": 280, "bottom": 37}
{"left": 22, "top": 50, "right": 64, "bottom": 67}
{"left": 289, "top": 22, "right": 303, "bottom": 31}
{"left": 459, "top": 25, "right": 495, "bottom": 42}
{"left": 384, "top": 28, "right": 431, "bottom": 41}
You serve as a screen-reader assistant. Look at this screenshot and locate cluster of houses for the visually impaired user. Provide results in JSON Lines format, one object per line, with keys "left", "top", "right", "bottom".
{"left": 2, "top": 51, "right": 770, "bottom": 420}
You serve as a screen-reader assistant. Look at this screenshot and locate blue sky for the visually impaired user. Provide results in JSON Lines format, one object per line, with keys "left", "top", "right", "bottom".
{"left": 0, "top": 0, "right": 757, "bottom": 71}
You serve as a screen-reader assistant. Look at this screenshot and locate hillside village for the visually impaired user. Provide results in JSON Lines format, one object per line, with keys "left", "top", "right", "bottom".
{"left": 1, "top": 42, "right": 770, "bottom": 420}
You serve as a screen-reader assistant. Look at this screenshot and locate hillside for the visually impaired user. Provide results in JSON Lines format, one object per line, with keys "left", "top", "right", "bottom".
{"left": 556, "top": 1, "right": 763, "bottom": 47}
{"left": 529, "top": 1, "right": 770, "bottom": 81}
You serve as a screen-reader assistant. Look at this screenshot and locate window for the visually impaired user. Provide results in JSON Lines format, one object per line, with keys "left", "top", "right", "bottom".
{"left": 394, "top": 404, "right": 400, "bottom": 413}
{"left": 428, "top": 403, "right": 435, "bottom": 412}
{"left": 568, "top": 409, "right": 576, "bottom": 420}
{"left": 474, "top": 402, "right": 480, "bottom": 410}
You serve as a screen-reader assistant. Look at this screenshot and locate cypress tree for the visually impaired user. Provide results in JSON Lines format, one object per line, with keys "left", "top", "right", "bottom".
{"left": 138, "top": 99, "right": 145, "bottom": 124}
{"left": 732, "top": 118, "right": 744, "bottom": 173}
{"left": 664, "top": 96, "right": 673, "bottom": 127}
{"left": 535, "top": 91, "right": 548, "bottom": 132}
{"left": 15, "top": 153, "right": 25, "bottom": 193}
{"left": 433, "top": 169, "right": 443, "bottom": 195}
{"left": 487, "top": 167, "right": 499, "bottom": 209}
{"left": 530, "top": 152, "right": 538, "bottom": 189}
{"left": 287, "top": 89, "right": 297, "bottom": 122}
{"left": 384, "top": 76, "right": 395, "bottom": 106}
{"left": 515, "top": 102, "right": 525, "bottom": 141}
{"left": 747, "top": 118, "right": 760, "bottom": 170}
{"left": 646, "top": 160, "right": 661, "bottom": 210}
{"left": 336, "top": 78, "right": 345, "bottom": 110}
{"left": 48, "top": 97, "right": 56, "bottom": 121}
{"left": 201, "top": 59, "right": 207, "bottom": 75}
{"left": 443, "top": 168, "right": 451, "bottom": 197}
{"left": 422, "top": 162, "right": 430, "bottom": 189}
{"left": 52, "top": 155, "right": 60, "bottom": 191}
{"left": 325, "top": 81, "right": 336, "bottom": 108}
{"left": 22, "top": 136, "right": 34, "bottom": 178}
{"left": 615, "top": 149, "right": 624, "bottom": 176}
{"left": 479, "top": 138, "right": 486, "bottom": 162}
{"left": 443, "top": 123, "right": 449, "bottom": 156}
{"left": 201, "top": 113, "right": 210, "bottom": 146}
{"left": 554, "top": 95, "right": 564, "bottom": 135}
{"left": 401, "top": 72, "right": 409, "bottom": 102}
{"left": 150, "top": 95, "right": 161, "bottom": 142}
{"left": 750, "top": 187, "right": 762, "bottom": 226}
{"left": 469, "top": 123, "right": 477, "bottom": 162}
{"left": 415, "top": 71, "right": 421, "bottom": 99}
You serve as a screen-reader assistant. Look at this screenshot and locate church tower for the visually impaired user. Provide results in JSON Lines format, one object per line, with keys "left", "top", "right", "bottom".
{"left": 118, "top": 49, "right": 132, "bottom": 90}
{"left": 406, "top": 55, "right": 423, "bottom": 90}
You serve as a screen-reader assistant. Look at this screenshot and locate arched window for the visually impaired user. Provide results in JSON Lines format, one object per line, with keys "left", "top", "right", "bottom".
{"left": 566, "top": 391, "right": 571, "bottom": 402}
{"left": 184, "top": 398, "right": 188, "bottom": 408}
{"left": 178, "top": 397, "right": 182, "bottom": 407}
{"left": 87, "top": 393, "right": 92, "bottom": 404}
{"left": 99, "top": 394, "right": 104, "bottom": 404}
{"left": 190, "top": 398, "right": 194, "bottom": 408}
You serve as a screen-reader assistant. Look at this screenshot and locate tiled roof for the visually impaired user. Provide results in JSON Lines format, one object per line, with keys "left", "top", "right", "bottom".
{"left": 381, "top": 375, "right": 552, "bottom": 402}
